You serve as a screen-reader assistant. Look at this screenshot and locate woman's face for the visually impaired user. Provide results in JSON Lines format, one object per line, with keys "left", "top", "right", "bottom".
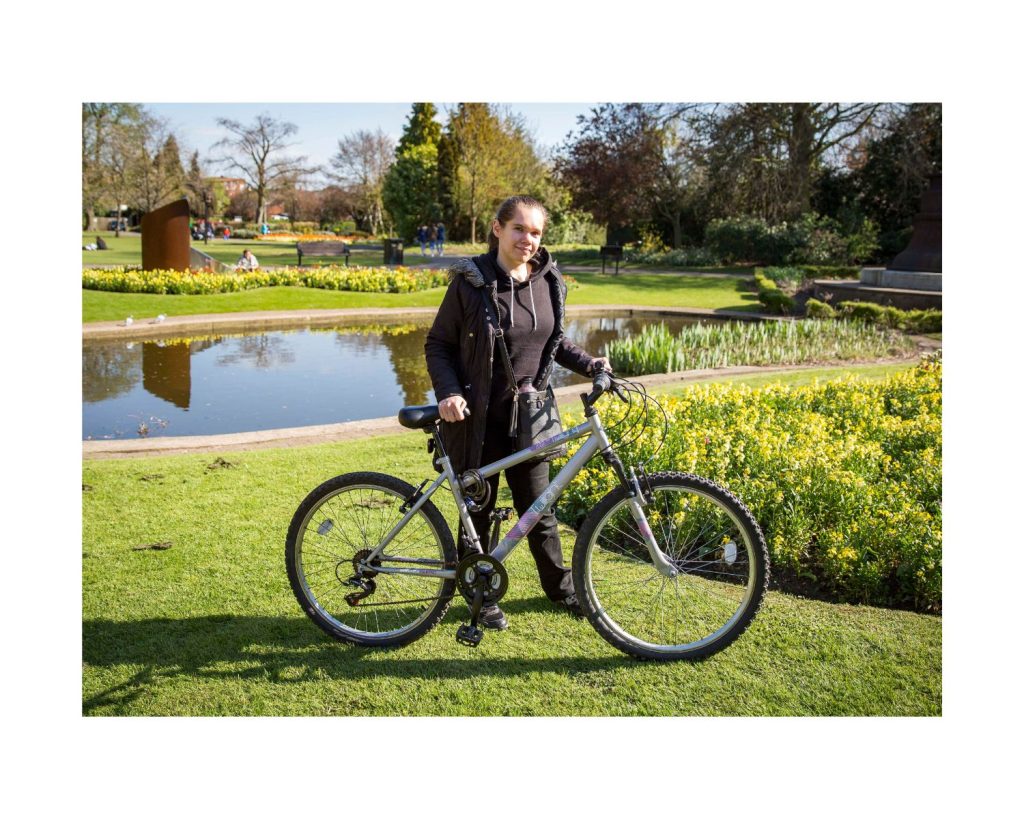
{"left": 493, "top": 205, "right": 544, "bottom": 269}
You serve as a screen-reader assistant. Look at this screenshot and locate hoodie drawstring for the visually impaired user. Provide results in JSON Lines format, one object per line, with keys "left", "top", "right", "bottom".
{"left": 508, "top": 277, "right": 537, "bottom": 332}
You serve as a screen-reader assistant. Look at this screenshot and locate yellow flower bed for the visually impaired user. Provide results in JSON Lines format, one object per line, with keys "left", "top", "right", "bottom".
{"left": 82, "top": 265, "right": 448, "bottom": 295}
{"left": 557, "top": 356, "right": 942, "bottom": 611}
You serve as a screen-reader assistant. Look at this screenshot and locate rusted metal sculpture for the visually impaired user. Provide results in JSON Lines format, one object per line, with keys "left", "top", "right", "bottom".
{"left": 141, "top": 198, "right": 191, "bottom": 271}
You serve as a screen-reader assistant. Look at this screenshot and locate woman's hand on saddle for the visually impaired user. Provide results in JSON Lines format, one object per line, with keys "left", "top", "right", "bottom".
{"left": 439, "top": 395, "right": 469, "bottom": 423}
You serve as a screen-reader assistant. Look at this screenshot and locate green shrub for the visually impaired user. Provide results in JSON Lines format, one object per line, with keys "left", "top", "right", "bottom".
{"left": 805, "top": 298, "right": 837, "bottom": 319}
{"left": 759, "top": 290, "right": 795, "bottom": 314}
{"left": 707, "top": 213, "right": 879, "bottom": 266}
{"left": 758, "top": 266, "right": 806, "bottom": 285}
{"left": 624, "top": 246, "right": 722, "bottom": 266}
{"left": 841, "top": 302, "right": 886, "bottom": 323}
{"left": 555, "top": 360, "right": 943, "bottom": 611}
{"left": 759, "top": 265, "right": 859, "bottom": 284}
{"left": 230, "top": 229, "right": 257, "bottom": 240}
{"left": 837, "top": 301, "right": 942, "bottom": 334}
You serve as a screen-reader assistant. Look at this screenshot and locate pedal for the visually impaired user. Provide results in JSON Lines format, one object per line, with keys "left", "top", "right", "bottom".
{"left": 456, "top": 624, "right": 484, "bottom": 647}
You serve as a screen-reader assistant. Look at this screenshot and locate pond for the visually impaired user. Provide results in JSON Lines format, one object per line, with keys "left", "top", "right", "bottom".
{"left": 82, "top": 314, "right": 719, "bottom": 439}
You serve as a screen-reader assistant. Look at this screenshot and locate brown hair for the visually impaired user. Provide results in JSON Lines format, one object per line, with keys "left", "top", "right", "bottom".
{"left": 487, "top": 195, "right": 549, "bottom": 252}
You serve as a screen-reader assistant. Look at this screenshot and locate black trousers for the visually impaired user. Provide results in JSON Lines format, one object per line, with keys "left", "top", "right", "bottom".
{"left": 457, "top": 402, "right": 574, "bottom": 602}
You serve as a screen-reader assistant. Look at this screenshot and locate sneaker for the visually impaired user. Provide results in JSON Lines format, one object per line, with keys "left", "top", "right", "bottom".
{"left": 555, "top": 595, "right": 585, "bottom": 619}
{"left": 479, "top": 604, "right": 508, "bottom": 631}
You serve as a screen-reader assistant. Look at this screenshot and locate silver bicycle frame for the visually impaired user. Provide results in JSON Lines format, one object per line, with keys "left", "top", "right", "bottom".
{"left": 361, "top": 409, "right": 677, "bottom": 579}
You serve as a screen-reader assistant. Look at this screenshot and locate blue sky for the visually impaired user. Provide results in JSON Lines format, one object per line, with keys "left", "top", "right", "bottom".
{"left": 145, "top": 102, "right": 599, "bottom": 182}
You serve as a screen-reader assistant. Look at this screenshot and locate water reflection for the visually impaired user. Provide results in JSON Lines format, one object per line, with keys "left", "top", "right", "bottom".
{"left": 82, "top": 315, "right": 713, "bottom": 439}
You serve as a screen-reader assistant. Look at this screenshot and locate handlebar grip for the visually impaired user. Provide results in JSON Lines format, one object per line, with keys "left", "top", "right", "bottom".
{"left": 585, "top": 372, "right": 612, "bottom": 405}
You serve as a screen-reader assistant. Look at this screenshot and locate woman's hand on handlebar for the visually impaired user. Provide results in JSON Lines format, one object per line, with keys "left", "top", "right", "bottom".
{"left": 589, "top": 357, "right": 612, "bottom": 375}
{"left": 438, "top": 395, "right": 469, "bottom": 423}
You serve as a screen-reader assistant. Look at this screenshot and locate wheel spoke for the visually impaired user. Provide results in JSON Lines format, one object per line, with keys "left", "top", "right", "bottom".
{"left": 289, "top": 479, "right": 456, "bottom": 643}
{"left": 579, "top": 478, "right": 766, "bottom": 658}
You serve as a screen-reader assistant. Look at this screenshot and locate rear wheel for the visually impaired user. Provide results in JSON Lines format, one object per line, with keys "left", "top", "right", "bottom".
{"left": 286, "top": 472, "right": 457, "bottom": 647}
{"left": 573, "top": 472, "right": 768, "bottom": 661}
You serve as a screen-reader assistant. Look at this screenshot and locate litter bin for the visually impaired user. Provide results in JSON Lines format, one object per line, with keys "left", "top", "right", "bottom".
{"left": 384, "top": 238, "right": 404, "bottom": 265}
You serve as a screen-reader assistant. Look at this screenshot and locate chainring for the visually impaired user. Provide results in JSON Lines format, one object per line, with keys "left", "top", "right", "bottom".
{"left": 455, "top": 553, "right": 509, "bottom": 604}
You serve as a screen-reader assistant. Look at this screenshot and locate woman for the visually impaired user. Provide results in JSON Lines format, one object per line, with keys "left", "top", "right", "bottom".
{"left": 425, "top": 196, "right": 609, "bottom": 630}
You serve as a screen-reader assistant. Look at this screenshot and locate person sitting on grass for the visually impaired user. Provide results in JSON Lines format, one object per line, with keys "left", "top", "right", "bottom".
{"left": 236, "top": 248, "right": 259, "bottom": 271}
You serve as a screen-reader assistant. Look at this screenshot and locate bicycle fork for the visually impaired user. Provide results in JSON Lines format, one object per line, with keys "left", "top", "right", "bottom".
{"left": 603, "top": 451, "right": 678, "bottom": 578}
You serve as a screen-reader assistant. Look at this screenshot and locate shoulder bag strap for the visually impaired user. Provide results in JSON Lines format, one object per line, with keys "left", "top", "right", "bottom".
{"left": 480, "top": 290, "right": 521, "bottom": 437}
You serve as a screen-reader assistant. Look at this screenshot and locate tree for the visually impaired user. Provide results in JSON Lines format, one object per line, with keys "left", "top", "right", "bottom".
{"left": 445, "top": 103, "right": 544, "bottom": 243}
{"left": 382, "top": 142, "right": 440, "bottom": 240}
{"left": 82, "top": 103, "right": 146, "bottom": 232}
{"left": 329, "top": 129, "right": 394, "bottom": 235}
{"left": 382, "top": 103, "right": 443, "bottom": 240}
{"left": 554, "top": 104, "right": 667, "bottom": 243}
{"left": 694, "top": 103, "right": 885, "bottom": 222}
{"left": 397, "top": 103, "right": 442, "bottom": 154}
{"left": 132, "top": 128, "right": 187, "bottom": 214}
{"left": 212, "top": 114, "right": 316, "bottom": 226}
{"left": 851, "top": 103, "right": 941, "bottom": 254}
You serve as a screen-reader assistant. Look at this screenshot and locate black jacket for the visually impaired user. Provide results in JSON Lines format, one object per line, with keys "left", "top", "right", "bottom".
{"left": 425, "top": 248, "right": 594, "bottom": 473}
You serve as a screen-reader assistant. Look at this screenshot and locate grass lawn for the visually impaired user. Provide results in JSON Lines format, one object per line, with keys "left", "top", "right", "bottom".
{"left": 82, "top": 365, "right": 940, "bottom": 716}
{"left": 82, "top": 272, "right": 760, "bottom": 323}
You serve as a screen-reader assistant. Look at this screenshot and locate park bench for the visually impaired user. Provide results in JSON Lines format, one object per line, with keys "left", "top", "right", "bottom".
{"left": 296, "top": 241, "right": 351, "bottom": 266}
{"left": 296, "top": 240, "right": 404, "bottom": 266}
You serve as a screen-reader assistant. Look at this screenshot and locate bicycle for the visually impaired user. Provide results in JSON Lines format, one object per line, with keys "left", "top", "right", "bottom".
{"left": 286, "top": 369, "right": 769, "bottom": 661}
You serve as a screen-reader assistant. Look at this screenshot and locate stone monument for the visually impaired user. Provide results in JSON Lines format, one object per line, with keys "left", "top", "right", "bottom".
{"left": 141, "top": 198, "right": 191, "bottom": 271}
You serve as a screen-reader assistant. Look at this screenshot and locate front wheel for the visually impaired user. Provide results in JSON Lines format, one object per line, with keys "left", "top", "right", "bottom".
{"left": 573, "top": 472, "right": 769, "bottom": 661}
{"left": 286, "top": 472, "right": 457, "bottom": 647}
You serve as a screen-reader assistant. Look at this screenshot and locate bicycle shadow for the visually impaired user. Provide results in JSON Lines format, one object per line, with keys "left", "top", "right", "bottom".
{"left": 82, "top": 598, "right": 636, "bottom": 714}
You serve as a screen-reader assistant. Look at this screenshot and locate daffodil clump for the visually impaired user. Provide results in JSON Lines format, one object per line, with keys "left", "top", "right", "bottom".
{"left": 82, "top": 266, "right": 449, "bottom": 295}
{"left": 556, "top": 355, "right": 942, "bottom": 611}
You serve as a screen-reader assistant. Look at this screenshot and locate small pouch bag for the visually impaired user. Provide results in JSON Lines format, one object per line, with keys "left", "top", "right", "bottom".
{"left": 515, "top": 383, "right": 566, "bottom": 459}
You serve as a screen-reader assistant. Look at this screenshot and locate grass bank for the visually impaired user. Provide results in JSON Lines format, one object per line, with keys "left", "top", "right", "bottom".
{"left": 83, "top": 365, "right": 940, "bottom": 716}
{"left": 83, "top": 271, "right": 760, "bottom": 323}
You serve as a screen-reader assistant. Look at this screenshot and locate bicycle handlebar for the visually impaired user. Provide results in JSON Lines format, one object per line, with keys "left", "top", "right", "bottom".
{"left": 583, "top": 366, "right": 627, "bottom": 407}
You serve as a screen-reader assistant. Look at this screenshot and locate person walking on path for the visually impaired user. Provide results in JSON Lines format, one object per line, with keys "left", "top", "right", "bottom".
{"left": 435, "top": 222, "right": 446, "bottom": 256}
{"left": 417, "top": 224, "right": 428, "bottom": 256}
{"left": 424, "top": 195, "right": 610, "bottom": 631}
{"left": 427, "top": 223, "right": 437, "bottom": 256}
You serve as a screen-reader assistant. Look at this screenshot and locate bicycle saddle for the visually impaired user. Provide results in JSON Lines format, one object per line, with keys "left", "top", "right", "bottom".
{"left": 398, "top": 404, "right": 441, "bottom": 429}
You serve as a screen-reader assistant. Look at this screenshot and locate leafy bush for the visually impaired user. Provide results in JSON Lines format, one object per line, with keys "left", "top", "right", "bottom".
{"left": 754, "top": 271, "right": 795, "bottom": 314}
{"left": 759, "top": 265, "right": 859, "bottom": 284}
{"left": 230, "top": 229, "right": 257, "bottom": 239}
{"left": 837, "top": 301, "right": 942, "bottom": 334}
{"left": 624, "top": 246, "right": 723, "bottom": 266}
{"left": 605, "top": 319, "right": 915, "bottom": 376}
{"left": 760, "top": 289, "right": 795, "bottom": 314}
{"left": 805, "top": 298, "right": 837, "bottom": 319}
{"left": 555, "top": 359, "right": 943, "bottom": 611}
{"left": 707, "top": 214, "right": 880, "bottom": 266}
{"left": 82, "top": 266, "right": 449, "bottom": 295}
